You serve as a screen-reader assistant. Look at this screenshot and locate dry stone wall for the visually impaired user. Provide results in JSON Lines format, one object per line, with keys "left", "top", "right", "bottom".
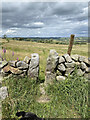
{"left": 0, "top": 50, "right": 89, "bottom": 102}
{"left": 0, "top": 50, "right": 90, "bottom": 83}
{"left": 0, "top": 53, "right": 39, "bottom": 80}
{"left": 45, "top": 50, "right": 90, "bottom": 84}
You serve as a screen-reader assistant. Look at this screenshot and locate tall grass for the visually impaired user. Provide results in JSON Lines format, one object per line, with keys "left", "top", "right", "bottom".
{"left": 46, "top": 70, "right": 89, "bottom": 118}
{"left": 2, "top": 70, "right": 89, "bottom": 119}
{"left": 1, "top": 40, "right": 89, "bottom": 119}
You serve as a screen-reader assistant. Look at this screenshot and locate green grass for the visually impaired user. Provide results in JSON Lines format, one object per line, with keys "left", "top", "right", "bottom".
{"left": 0, "top": 39, "right": 88, "bottom": 78}
{"left": 2, "top": 70, "right": 89, "bottom": 119}
{"left": 1, "top": 39, "right": 89, "bottom": 119}
{"left": 46, "top": 70, "right": 89, "bottom": 118}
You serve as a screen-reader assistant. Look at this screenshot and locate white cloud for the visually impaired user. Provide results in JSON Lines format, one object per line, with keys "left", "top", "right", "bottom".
{"left": 6, "top": 19, "right": 11, "bottom": 22}
{"left": 13, "top": 23, "right": 18, "bottom": 26}
{"left": 38, "top": 31, "right": 41, "bottom": 34}
{"left": 34, "top": 22, "right": 44, "bottom": 26}
{"left": 23, "top": 22, "right": 44, "bottom": 28}
{"left": 6, "top": 29, "right": 16, "bottom": 35}
{"left": 2, "top": 2, "right": 88, "bottom": 37}
{"left": 23, "top": 24, "right": 30, "bottom": 27}
{"left": 10, "top": 27, "right": 19, "bottom": 30}
{"left": 2, "top": 0, "right": 90, "bottom": 2}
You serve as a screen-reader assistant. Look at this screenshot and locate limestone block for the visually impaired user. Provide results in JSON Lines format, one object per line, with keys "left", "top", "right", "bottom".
{"left": 71, "top": 54, "right": 79, "bottom": 62}
{"left": 16, "top": 61, "right": 28, "bottom": 70}
{"left": 59, "top": 56, "right": 65, "bottom": 63}
{"left": 0, "top": 61, "right": 8, "bottom": 69}
{"left": 57, "top": 63, "right": 66, "bottom": 72}
{"left": 45, "top": 50, "right": 59, "bottom": 84}
{"left": 0, "top": 86, "right": 8, "bottom": 100}
{"left": 24, "top": 56, "right": 31, "bottom": 64}
{"left": 63, "top": 54, "right": 72, "bottom": 63}
{"left": 65, "top": 61, "right": 75, "bottom": 68}
{"left": 80, "top": 62, "right": 87, "bottom": 70}
{"left": 46, "top": 50, "right": 59, "bottom": 72}
{"left": 8, "top": 61, "right": 17, "bottom": 67}
{"left": 77, "top": 69, "right": 85, "bottom": 76}
{"left": 10, "top": 66, "right": 23, "bottom": 75}
{"left": 28, "top": 53, "right": 39, "bottom": 80}
{"left": 65, "top": 68, "right": 75, "bottom": 75}
{"left": 56, "top": 76, "right": 66, "bottom": 81}
{"left": 78, "top": 56, "right": 85, "bottom": 62}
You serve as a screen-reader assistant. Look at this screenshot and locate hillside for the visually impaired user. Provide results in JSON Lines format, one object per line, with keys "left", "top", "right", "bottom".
{"left": 0, "top": 39, "right": 89, "bottom": 119}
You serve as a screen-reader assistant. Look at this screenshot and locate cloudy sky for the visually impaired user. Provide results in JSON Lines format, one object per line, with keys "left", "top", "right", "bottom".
{"left": 1, "top": 1, "right": 89, "bottom": 37}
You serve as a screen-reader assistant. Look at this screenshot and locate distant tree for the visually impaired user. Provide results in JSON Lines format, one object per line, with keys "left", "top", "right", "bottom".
{"left": 3, "top": 34, "right": 9, "bottom": 42}
{"left": 19, "top": 37, "right": 24, "bottom": 41}
{"left": 3, "top": 34, "right": 7, "bottom": 39}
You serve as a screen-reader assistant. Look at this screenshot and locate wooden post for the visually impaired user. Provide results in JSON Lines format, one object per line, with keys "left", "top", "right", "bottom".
{"left": 67, "top": 34, "right": 75, "bottom": 56}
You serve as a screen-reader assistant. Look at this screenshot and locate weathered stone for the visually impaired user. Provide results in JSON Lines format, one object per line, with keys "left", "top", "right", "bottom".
{"left": 78, "top": 56, "right": 85, "bottom": 62}
{"left": 75, "top": 62, "right": 81, "bottom": 68}
{"left": 4, "top": 74, "right": 13, "bottom": 79}
{"left": 0, "top": 86, "right": 8, "bottom": 100}
{"left": 28, "top": 67, "right": 39, "bottom": 80}
{"left": 77, "top": 69, "right": 85, "bottom": 76}
{"left": 0, "top": 65, "right": 11, "bottom": 77}
{"left": 37, "top": 95, "right": 50, "bottom": 103}
{"left": 0, "top": 61, "right": 8, "bottom": 69}
{"left": 71, "top": 54, "right": 79, "bottom": 62}
{"left": 16, "top": 61, "right": 28, "bottom": 70}
{"left": 45, "top": 50, "right": 59, "bottom": 84}
{"left": 63, "top": 54, "right": 72, "bottom": 63}
{"left": 84, "top": 58, "right": 90, "bottom": 66}
{"left": 65, "top": 68, "right": 75, "bottom": 75}
{"left": 22, "top": 70, "right": 27, "bottom": 75}
{"left": 84, "top": 73, "right": 90, "bottom": 80}
{"left": 46, "top": 50, "right": 59, "bottom": 72}
{"left": 65, "top": 61, "right": 75, "bottom": 68}
{"left": 57, "top": 63, "right": 66, "bottom": 72}
{"left": 40, "top": 83, "right": 46, "bottom": 95}
{"left": 29, "top": 53, "right": 39, "bottom": 69}
{"left": 86, "top": 67, "right": 90, "bottom": 73}
{"left": 80, "top": 62, "right": 87, "bottom": 70}
{"left": 8, "top": 60, "right": 17, "bottom": 67}
{"left": 45, "top": 71, "right": 56, "bottom": 84}
{"left": 24, "top": 56, "right": 31, "bottom": 64}
{"left": 59, "top": 56, "right": 65, "bottom": 63}
{"left": 28, "top": 53, "right": 39, "bottom": 80}
{"left": 18, "top": 72, "right": 27, "bottom": 77}
{"left": 0, "top": 70, "right": 9, "bottom": 77}
{"left": 2, "top": 65, "right": 11, "bottom": 73}
{"left": 9, "top": 66, "right": 23, "bottom": 75}
{"left": 56, "top": 76, "right": 66, "bottom": 81}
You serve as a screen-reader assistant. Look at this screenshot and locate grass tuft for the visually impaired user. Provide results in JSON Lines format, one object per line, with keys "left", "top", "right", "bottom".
{"left": 2, "top": 71, "right": 89, "bottom": 119}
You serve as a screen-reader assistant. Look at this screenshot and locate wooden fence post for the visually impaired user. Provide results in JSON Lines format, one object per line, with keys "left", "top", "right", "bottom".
{"left": 67, "top": 34, "right": 75, "bottom": 56}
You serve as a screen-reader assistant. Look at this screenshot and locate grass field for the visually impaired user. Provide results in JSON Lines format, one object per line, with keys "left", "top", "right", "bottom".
{"left": 0, "top": 39, "right": 88, "bottom": 78}
{"left": 0, "top": 39, "right": 89, "bottom": 119}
